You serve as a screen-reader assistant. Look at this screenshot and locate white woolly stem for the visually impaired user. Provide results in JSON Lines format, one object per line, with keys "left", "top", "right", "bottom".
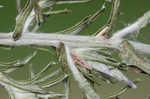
{"left": 65, "top": 45, "right": 101, "bottom": 99}
{"left": 0, "top": 32, "right": 150, "bottom": 54}
{"left": 129, "top": 41, "right": 150, "bottom": 54}
{"left": 16, "top": 0, "right": 21, "bottom": 13}
{"left": 0, "top": 32, "right": 115, "bottom": 48}
{"left": 111, "top": 10, "right": 150, "bottom": 40}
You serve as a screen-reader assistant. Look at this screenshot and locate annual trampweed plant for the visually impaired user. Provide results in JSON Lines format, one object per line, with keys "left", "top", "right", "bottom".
{"left": 0, "top": 0, "right": 150, "bottom": 99}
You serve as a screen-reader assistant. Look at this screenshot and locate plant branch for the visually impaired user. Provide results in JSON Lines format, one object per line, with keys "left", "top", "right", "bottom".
{"left": 65, "top": 44, "right": 101, "bottom": 99}
{"left": 96, "top": 0, "right": 120, "bottom": 37}
{"left": 129, "top": 41, "right": 150, "bottom": 54}
{"left": 111, "top": 10, "right": 150, "bottom": 40}
{"left": 0, "top": 32, "right": 116, "bottom": 48}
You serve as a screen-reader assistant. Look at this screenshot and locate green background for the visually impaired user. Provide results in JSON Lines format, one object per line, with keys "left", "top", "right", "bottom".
{"left": 0, "top": 0, "right": 150, "bottom": 99}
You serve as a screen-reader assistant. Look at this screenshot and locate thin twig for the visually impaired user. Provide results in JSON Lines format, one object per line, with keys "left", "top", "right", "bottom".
{"left": 56, "top": 0, "right": 91, "bottom": 5}
{"left": 96, "top": 0, "right": 120, "bottom": 37}
{"left": 13, "top": 0, "right": 33, "bottom": 41}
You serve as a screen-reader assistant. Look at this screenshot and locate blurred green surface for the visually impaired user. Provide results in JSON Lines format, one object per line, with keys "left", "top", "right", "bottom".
{"left": 0, "top": 0, "right": 150, "bottom": 99}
